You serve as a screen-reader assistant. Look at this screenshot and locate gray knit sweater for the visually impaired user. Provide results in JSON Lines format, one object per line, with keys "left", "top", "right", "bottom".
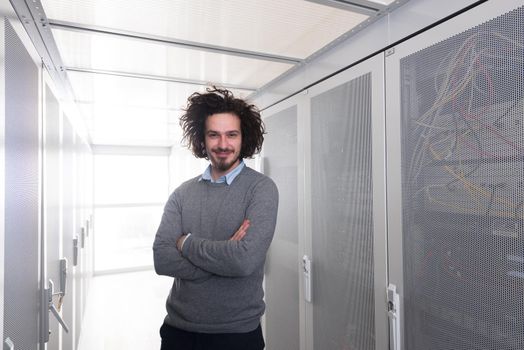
{"left": 153, "top": 166, "right": 278, "bottom": 333}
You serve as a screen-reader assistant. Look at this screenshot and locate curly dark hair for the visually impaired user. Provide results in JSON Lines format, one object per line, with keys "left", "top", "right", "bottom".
{"left": 180, "top": 87, "right": 266, "bottom": 159}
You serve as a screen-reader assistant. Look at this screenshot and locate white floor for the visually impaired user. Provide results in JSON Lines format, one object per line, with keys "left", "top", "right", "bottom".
{"left": 78, "top": 269, "right": 173, "bottom": 350}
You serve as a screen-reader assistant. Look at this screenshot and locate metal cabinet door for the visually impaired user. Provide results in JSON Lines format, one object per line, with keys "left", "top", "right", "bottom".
{"left": 305, "top": 52, "right": 387, "bottom": 350}
{"left": 62, "top": 114, "right": 76, "bottom": 350}
{"left": 385, "top": 1, "right": 524, "bottom": 349}
{"left": 263, "top": 101, "right": 300, "bottom": 350}
{"left": 3, "top": 17, "right": 41, "bottom": 350}
{"left": 44, "top": 81, "right": 63, "bottom": 350}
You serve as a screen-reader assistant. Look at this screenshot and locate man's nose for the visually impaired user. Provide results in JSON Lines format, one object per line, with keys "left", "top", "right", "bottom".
{"left": 218, "top": 135, "right": 227, "bottom": 147}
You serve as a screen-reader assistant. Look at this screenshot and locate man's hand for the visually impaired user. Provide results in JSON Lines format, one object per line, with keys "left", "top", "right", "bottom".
{"left": 176, "top": 234, "right": 188, "bottom": 251}
{"left": 177, "top": 219, "right": 249, "bottom": 252}
{"left": 229, "top": 219, "right": 250, "bottom": 241}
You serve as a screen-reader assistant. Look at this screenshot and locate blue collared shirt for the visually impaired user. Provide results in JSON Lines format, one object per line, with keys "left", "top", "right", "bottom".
{"left": 199, "top": 160, "right": 245, "bottom": 185}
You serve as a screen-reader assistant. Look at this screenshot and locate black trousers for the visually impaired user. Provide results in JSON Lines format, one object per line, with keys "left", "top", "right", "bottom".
{"left": 160, "top": 323, "right": 265, "bottom": 350}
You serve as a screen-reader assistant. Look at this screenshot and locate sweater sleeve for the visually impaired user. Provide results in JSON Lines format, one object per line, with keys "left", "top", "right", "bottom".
{"left": 153, "top": 191, "right": 213, "bottom": 281}
{"left": 181, "top": 177, "right": 279, "bottom": 277}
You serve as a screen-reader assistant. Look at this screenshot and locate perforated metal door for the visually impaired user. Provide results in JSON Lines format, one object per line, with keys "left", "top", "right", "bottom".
{"left": 390, "top": 3, "right": 524, "bottom": 350}
{"left": 310, "top": 73, "right": 375, "bottom": 350}
{"left": 4, "top": 19, "right": 40, "bottom": 350}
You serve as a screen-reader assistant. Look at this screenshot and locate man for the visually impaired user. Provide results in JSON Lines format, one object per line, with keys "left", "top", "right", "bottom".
{"left": 153, "top": 87, "right": 278, "bottom": 350}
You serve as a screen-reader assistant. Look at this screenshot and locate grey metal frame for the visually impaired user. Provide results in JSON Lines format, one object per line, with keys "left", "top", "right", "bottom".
{"left": 0, "top": 1, "right": 7, "bottom": 345}
{"left": 10, "top": 0, "right": 76, "bottom": 103}
{"left": 66, "top": 67, "right": 258, "bottom": 92}
{"left": 305, "top": 0, "right": 387, "bottom": 16}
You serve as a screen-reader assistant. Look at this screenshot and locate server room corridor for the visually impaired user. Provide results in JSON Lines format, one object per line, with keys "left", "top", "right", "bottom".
{"left": 1, "top": 0, "right": 523, "bottom": 349}
{"left": 76, "top": 271, "right": 171, "bottom": 349}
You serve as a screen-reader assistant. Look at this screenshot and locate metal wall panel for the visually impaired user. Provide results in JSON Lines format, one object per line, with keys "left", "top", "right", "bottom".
{"left": 264, "top": 105, "right": 299, "bottom": 350}
{"left": 3, "top": 18, "right": 40, "bottom": 350}
{"left": 386, "top": 1, "right": 524, "bottom": 349}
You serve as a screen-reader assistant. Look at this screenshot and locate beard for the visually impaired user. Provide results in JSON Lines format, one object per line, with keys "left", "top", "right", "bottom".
{"left": 209, "top": 147, "right": 240, "bottom": 173}
{"left": 215, "top": 158, "right": 238, "bottom": 172}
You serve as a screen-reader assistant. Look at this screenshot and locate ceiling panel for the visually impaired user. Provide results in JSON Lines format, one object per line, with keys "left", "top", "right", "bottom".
{"left": 53, "top": 28, "right": 294, "bottom": 88}
{"left": 42, "top": 0, "right": 368, "bottom": 59}
{"left": 36, "top": 0, "right": 409, "bottom": 147}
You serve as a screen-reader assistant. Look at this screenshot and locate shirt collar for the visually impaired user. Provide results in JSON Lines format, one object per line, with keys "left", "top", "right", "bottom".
{"left": 199, "top": 160, "right": 245, "bottom": 185}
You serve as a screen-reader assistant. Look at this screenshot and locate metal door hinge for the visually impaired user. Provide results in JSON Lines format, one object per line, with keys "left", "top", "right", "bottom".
{"left": 385, "top": 47, "right": 395, "bottom": 57}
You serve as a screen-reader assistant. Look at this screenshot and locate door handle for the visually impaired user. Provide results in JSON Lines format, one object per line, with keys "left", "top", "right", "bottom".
{"left": 59, "top": 258, "right": 68, "bottom": 297}
{"left": 73, "top": 236, "right": 79, "bottom": 266}
{"left": 41, "top": 279, "right": 69, "bottom": 343}
{"left": 387, "top": 284, "right": 401, "bottom": 350}
{"left": 302, "top": 255, "right": 312, "bottom": 303}
{"left": 86, "top": 219, "right": 90, "bottom": 237}
{"left": 81, "top": 227, "right": 86, "bottom": 248}
{"left": 48, "top": 280, "right": 69, "bottom": 332}
{"left": 4, "top": 337, "right": 14, "bottom": 350}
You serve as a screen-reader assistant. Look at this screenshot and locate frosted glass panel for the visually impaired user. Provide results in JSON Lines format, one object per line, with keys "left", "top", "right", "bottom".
{"left": 263, "top": 106, "right": 299, "bottom": 350}
{"left": 43, "top": 0, "right": 368, "bottom": 59}
{"left": 311, "top": 74, "right": 375, "bottom": 349}
{"left": 94, "top": 205, "right": 164, "bottom": 271}
{"left": 94, "top": 154, "right": 168, "bottom": 204}
{"left": 53, "top": 28, "right": 294, "bottom": 88}
{"left": 399, "top": 7, "right": 524, "bottom": 350}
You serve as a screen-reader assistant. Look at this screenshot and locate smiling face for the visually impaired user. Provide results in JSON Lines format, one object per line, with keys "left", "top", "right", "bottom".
{"left": 204, "top": 112, "right": 242, "bottom": 180}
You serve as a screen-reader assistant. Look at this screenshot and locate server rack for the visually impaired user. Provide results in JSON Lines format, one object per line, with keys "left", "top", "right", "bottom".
{"left": 386, "top": 1, "right": 524, "bottom": 349}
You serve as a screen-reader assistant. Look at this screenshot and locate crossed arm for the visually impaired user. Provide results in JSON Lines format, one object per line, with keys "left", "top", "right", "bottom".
{"left": 153, "top": 179, "right": 278, "bottom": 280}
{"left": 176, "top": 219, "right": 250, "bottom": 251}
{"left": 152, "top": 191, "right": 213, "bottom": 281}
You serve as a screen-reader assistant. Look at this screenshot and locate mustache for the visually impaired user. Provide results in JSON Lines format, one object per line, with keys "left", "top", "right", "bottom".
{"left": 212, "top": 147, "right": 233, "bottom": 153}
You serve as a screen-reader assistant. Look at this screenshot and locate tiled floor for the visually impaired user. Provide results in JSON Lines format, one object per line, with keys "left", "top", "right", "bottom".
{"left": 78, "top": 269, "right": 173, "bottom": 350}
